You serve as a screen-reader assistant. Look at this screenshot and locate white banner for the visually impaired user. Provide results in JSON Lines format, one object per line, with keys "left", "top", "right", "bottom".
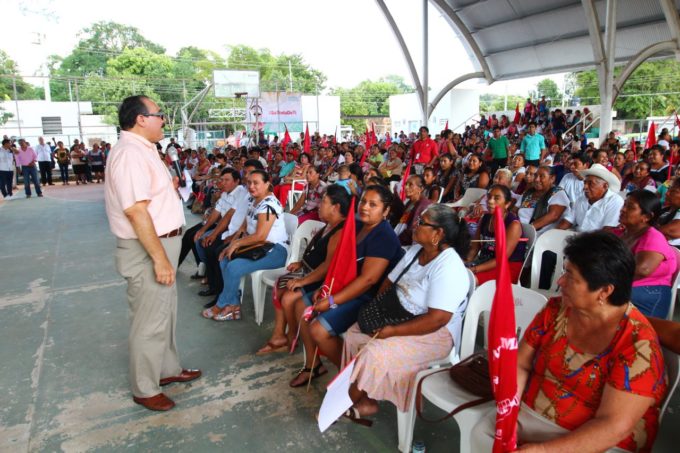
{"left": 259, "top": 92, "right": 303, "bottom": 133}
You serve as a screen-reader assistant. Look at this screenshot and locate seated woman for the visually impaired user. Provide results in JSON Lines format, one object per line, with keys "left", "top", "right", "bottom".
{"left": 340, "top": 204, "right": 471, "bottom": 423}
{"left": 273, "top": 152, "right": 310, "bottom": 207}
{"left": 613, "top": 190, "right": 676, "bottom": 318}
{"left": 517, "top": 166, "right": 570, "bottom": 235}
{"left": 202, "top": 170, "right": 289, "bottom": 321}
{"left": 466, "top": 185, "right": 525, "bottom": 285}
{"left": 658, "top": 177, "right": 680, "bottom": 247}
{"left": 621, "top": 161, "right": 657, "bottom": 194}
{"left": 453, "top": 153, "right": 489, "bottom": 200}
{"left": 258, "top": 185, "right": 350, "bottom": 354}
{"left": 422, "top": 166, "right": 440, "bottom": 203}
{"left": 287, "top": 185, "right": 403, "bottom": 387}
{"left": 378, "top": 147, "right": 403, "bottom": 183}
{"left": 472, "top": 231, "right": 667, "bottom": 453}
{"left": 435, "top": 153, "right": 457, "bottom": 203}
{"left": 289, "top": 165, "right": 327, "bottom": 224}
{"left": 394, "top": 175, "right": 432, "bottom": 246}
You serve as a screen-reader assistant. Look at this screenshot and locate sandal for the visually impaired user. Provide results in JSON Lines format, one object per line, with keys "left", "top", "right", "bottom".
{"left": 289, "top": 363, "right": 327, "bottom": 388}
{"left": 201, "top": 307, "right": 218, "bottom": 319}
{"left": 342, "top": 407, "right": 373, "bottom": 427}
{"left": 214, "top": 307, "right": 241, "bottom": 321}
{"left": 256, "top": 341, "right": 289, "bottom": 355}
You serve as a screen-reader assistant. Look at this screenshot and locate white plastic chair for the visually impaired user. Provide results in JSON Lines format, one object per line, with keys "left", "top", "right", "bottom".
{"left": 436, "top": 185, "right": 445, "bottom": 203}
{"left": 527, "top": 229, "right": 577, "bottom": 298}
{"left": 518, "top": 223, "right": 537, "bottom": 279}
{"left": 447, "top": 188, "right": 487, "bottom": 209}
{"left": 239, "top": 213, "right": 300, "bottom": 325}
{"left": 667, "top": 247, "right": 680, "bottom": 320}
{"left": 660, "top": 347, "right": 680, "bottom": 423}
{"left": 287, "top": 179, "right": 307, "bottom": 211}
{"left": 398, "top": 282, "right": 547, "bottom": 453}
{"left": 390, "top": 180, "right": 399, "bottom": 195}
{"left": 395, "top": 268, "right": 475, "bottom": 452}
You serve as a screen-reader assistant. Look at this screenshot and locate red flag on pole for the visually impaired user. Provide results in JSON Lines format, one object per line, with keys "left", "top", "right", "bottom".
{"left": 370, "top": 123, "right": 377, "bottom": 147}
{"left": 304, "top": 123, "right": 311, "bottom": 154}
{"left": 399, "top": 162, "right": 412, "bottom": 202}
{"left": 487, "top": 206, "right": 519, "bottom": 453}
{"left": 332, "top": 126, "right": 337, "bottom": 145}
{"left": 445, "top": 120, "right": 449, "bottom": 130}
{"left": 386, "top": 133, "right": 392, "bottom": 147}
{"left": 319, "top": 197, "right": 357, "bottom": 298}
{"left": 513, "top": 103, "right": 521, "bottom": 124}
{"left": 280, "top": 125, "right": 291, "bottom": 160}
{"left": 645, "top": 121, "right": 657, "bottom": 150}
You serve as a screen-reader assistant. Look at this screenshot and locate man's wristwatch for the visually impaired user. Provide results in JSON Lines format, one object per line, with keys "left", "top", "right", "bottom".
{"left": 329, "top": 295, "right": 338, "bottom": 309}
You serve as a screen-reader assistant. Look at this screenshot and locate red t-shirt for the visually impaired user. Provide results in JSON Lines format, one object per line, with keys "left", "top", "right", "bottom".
{"left": 411, "top": 138, "right": 438, "bottom": 164}
{"left": 523, "top": 298, "right": 667, "bottom": 452}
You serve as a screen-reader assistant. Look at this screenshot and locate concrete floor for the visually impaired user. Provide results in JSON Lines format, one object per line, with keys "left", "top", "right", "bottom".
{"left": 0, "top": 183, "right": 678, "bottom": 452}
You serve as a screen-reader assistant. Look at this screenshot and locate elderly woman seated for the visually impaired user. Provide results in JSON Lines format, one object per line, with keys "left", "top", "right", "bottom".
{"left": 340, "top": 204, "right": 472, "bottom": 424}
{"left": 472, "top": 231, "right": 667, "bottom": 453}
{"left": 612, "top": 190, "right": 677, "bottom": 318}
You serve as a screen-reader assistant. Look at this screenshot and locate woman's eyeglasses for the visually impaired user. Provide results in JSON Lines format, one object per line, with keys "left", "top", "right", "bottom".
{"left": 418, "top": 218, "right": 440, "bottom": 228}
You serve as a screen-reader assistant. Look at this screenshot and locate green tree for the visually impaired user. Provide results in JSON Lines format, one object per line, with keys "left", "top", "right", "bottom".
{"left": 571, "top": 60, "right": 680, "bottom": 118}
{"left": 479, "top": 94, "right": 526, "bottom": 114}
{"left": 0, "top": 49, "right": 44, "bottom": 101}
{"left": 331, "top": 76, "right": 413, "bottom": 133}
{"left": 48, "top": 21, "right": 166, "bottom": 101}
{"left": 529, "top": 78, "right": 562, "bottom": 104}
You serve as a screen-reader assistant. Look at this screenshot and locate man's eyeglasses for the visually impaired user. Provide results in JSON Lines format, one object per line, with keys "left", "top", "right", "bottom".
{"left": 141, "top": 112, "right": 167, "bottom": 121}
{"left": 418, "top": 218, "right": 440, "bottom": 229}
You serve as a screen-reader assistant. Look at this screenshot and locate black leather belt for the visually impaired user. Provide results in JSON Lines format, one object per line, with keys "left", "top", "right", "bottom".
{"left": 159, "top": 227, "right": 182, "bottom": 238}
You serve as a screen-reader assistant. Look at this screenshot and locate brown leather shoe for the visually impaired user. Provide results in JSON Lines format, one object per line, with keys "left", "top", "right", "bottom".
{"left": 133, "top": 393, "right": 175, "bottom": 411}
{"left": 160, "top": 369, "right": 202, "bottom": 386}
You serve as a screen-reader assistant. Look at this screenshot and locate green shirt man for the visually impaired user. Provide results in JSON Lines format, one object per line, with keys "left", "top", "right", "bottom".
{"left": 487, "top": 132, "right": 510, "bottom": 159}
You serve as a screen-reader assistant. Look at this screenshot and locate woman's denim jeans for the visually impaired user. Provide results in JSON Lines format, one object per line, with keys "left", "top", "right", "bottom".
{"left": 216, "top": 243, "right": 287, "bottom": 308}
{"left": 631, "top": 285, "right": 672, "bottom": 318}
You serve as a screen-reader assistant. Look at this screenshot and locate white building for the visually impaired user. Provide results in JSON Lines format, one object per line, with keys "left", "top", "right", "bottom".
{"left": 389, "top": 89, "right": 480, "bottom": 135}
{"left": 0, "top": 100, "right": 118, "bottom": 147}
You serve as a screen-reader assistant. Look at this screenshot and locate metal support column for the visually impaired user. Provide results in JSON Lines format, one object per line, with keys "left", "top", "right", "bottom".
{"left": 422, "top": 0, "right": 429, "bottom": 127}
{"left": 598, "top": 0, "right": 617, "bottom": 144}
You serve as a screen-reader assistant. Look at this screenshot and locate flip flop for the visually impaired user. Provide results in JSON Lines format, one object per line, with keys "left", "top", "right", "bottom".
{"left": 342, "top": 407, "right": 373, "bottom": 427}
{"left": 256, "top": 341, "right": 289, "bottom": 355}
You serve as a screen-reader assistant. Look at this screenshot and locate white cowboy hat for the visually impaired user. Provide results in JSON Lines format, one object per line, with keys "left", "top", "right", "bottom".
{"left": 580, "top": 163, "right": 621, "bottom": 191}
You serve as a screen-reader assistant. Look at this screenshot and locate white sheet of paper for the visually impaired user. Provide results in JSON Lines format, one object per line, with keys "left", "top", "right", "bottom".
{"left": 317, "top": 358, "right": 356, "bottom": 433}
{"left": 178, "top": 169, "right": 193, "bottom": 202}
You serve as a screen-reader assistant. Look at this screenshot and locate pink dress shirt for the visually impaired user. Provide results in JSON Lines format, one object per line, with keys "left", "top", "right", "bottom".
{"left": 14, "top": 147, "right": 37, "bottom": 166}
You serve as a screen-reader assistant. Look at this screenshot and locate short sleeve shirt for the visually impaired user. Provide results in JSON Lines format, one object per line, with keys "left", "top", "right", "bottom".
{"left": 517, "top": 188, "right": 570, "bottom": 234}
{"left": 523, "top": 298, "right": 666, "bottom": 453}
{"left": 245, "top": 194, "right": 287, "bottom": 244}
{"left": 356, "top": 219, "right": 404, "bottom": 296}
{"left": 488, "top": 136, "right": 509, "bottom": 159}
{"left": 389, "top": 245, "right": 469, "bottom": 342}
{"left": 104, "top": 131, "right": 185, "bottom": 239}
{"left": 616, "top": 227, "right": 676, "bottom": 287}
{"left": 520, "top": 134, "right": 545, "bottom": 161}
{"left": 564, "top": 190, "right": 624, "bottom": 232}
{"left": 412, "top": 138, "right": 438, "bottom": 164}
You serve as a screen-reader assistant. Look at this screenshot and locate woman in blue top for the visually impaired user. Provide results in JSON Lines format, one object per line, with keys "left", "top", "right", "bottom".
{"left": 289, "top": 185, "right": 404, "bottom": 387}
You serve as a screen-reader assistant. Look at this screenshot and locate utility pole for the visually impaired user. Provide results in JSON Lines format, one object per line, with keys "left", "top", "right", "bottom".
{"left": 13, "top": 77, "right": 22, "bottom": 137}
{"left": 75, "top": 80, "right": 83, "bottom": 141}
{"left": 288, "top": 60, "right": 293, "bottom": 92}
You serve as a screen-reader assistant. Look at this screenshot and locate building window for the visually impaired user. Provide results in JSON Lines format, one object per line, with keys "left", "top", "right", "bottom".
{"left": 41, "top": 116, "right": 63, "bottom": 135}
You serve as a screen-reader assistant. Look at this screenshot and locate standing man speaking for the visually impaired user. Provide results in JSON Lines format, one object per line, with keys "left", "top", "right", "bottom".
{"left": 105, "top": 95, "right": 200, "bottom": 411}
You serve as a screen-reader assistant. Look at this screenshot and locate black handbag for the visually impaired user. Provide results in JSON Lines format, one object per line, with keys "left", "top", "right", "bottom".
{"left": 232, "top": 242, "right": 274, "bottom": 261}
{"left": 357, "top": 250, "right": 422, "bottom": 334}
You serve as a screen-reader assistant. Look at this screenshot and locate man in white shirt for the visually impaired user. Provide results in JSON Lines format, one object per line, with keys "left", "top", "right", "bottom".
{"left": 557, "top": 163, "right": 623, "bottom": 232}
{"left": 35, "top": 136, "right": 54, "bottom": 186}
{"left": 558, "top": 152, "right": 591, "bottom": 208}
{"left": 0, "top": 138, "right": 17, "bottom": 198}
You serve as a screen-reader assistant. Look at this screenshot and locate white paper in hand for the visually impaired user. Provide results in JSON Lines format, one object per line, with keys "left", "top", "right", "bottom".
{"left": 317, "top": 358, "right": 356, "bottom": 432}
{"left": 178, "top": 169, "right": 193, "bottom": 202}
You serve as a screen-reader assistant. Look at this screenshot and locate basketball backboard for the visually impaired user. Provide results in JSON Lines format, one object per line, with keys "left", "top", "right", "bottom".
{"left": 213, "top": 70, "right": 260, "bottom": 98}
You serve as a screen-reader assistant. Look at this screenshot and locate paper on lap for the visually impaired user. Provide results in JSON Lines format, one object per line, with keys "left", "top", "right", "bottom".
{"left": 178, "top": 169, "right": 193, "bottom": 202}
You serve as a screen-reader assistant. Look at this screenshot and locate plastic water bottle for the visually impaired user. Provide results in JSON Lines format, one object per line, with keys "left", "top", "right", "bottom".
{"left": 412, "top": 440, "right": 426, "bottom": 453}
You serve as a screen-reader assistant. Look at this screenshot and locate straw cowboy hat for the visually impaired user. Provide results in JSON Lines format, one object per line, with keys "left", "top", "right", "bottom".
{"left": 580, "top": 163, "right": 621, "bottom": 190}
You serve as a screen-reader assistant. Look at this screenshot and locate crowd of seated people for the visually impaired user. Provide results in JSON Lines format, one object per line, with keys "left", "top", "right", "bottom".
{"left": 164, "top": 105, "right": 680, "bottom": 449}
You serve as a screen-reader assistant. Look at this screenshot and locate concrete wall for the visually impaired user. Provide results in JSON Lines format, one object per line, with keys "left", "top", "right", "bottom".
{"left": 389, "top": 89, "right": 480, "bottom": 135}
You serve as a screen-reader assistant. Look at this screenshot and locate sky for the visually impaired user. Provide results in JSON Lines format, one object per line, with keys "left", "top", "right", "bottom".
{"left": 2, "top": 0, "right": 564, "bottom": 96}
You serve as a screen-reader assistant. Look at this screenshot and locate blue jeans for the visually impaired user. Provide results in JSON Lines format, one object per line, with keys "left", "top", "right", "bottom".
{"left": 59, "top": 165, "right": 69, "bottom": 182}
{"left": 21, "top": 165, "right": 42, "bottom": 196}
{"left": 631, "top": 285, "right": 672, "bottom": 318}
{"left": 194, "top": 229, "right": 214, "bottom": 264}
{"left": 216, "top": 243, "right": 287, "bottom": 308}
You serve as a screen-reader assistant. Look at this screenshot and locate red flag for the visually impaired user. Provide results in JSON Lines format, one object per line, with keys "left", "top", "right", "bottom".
{"left": 445, "top": 120, "right": 449, "bottom": 130}
{"left": 280, "top": 125, "right": 291, "bottom": 160}
{"left": 320, "top": 197, "right": 357, "bottom": 297}
{"left": 332, "top": 126, "right": 337, "bottom": 145}
{"left": 645, "top": 121, "right": 657, "bottom": 149}
{"left": 399, "top": 162, "right": 412, "bottom": 202}
{"left": 513, "top": 103, "right": 521, "bottom": 124}
{"left": 304, "top": 123, "right": 311, "bottom": 154}
{"left": 487, "top": 206, "right": 519, "bottom": 453}
{"left": 386, "top": 133, "right": 392, "bottom": 147}
{"left": 370, "top": 123, "right": 377, "bottom": 146}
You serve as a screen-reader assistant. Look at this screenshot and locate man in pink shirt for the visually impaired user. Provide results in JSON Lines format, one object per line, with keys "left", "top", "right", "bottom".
{"left": 410, "top": 126, "right": 438, "bottom": 175}
{"left": 15, "top": 139, "right": 42, "bottom": 198}
{"left": 105, "top": 95, "right": 200, "bottom": 412}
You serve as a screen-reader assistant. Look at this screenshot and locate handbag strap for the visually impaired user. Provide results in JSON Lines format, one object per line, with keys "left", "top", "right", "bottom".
{"left": 392, "top": 249, "right": 423, "bottom": 285}
{"left": 415, "top": 367, "right": 493, "bottom": 423}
